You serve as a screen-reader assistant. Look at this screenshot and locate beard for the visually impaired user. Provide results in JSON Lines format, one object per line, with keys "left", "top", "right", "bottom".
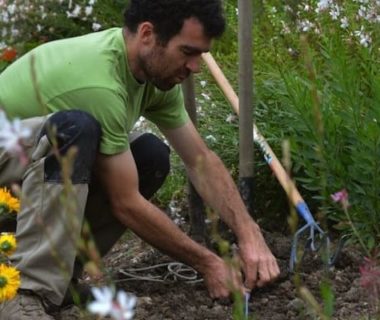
{"left": 137, "top": 47, "right": 190, "bottom": 91}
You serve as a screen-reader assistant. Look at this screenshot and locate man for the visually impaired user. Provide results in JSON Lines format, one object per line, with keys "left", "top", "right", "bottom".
{"left": 0, "top": 0, "right": 280, "bottom": 318}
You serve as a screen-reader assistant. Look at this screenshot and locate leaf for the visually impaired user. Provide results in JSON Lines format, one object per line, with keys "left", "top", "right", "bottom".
{"left": 320, "top": 281, "right": 335, "bottom": 318}
{"left": 367, "top": 237, "right": 375, "bottom": 251}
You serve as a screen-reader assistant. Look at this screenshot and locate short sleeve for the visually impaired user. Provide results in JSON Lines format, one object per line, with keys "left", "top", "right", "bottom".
{"left": 142, "top": 85, "right": 189, "bottom": 129}
{"left": 47, "top": 88, "right": 129, "bottom": 155}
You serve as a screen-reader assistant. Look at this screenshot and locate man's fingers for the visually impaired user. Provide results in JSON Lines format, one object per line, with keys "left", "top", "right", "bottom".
{"left": 272, "top": 259, "right": 281, "bottom": 278}
{"left": 257, "top": 259, "right": 280, "bottom": 287}
{"left": 243, "top": 260, "right": 258, "bottom": 289}
{"left": 209, "top": 287, "right": 230, "bottom": 299}
{"left": 256, "top": 261, "right": 271, "bottom": 287}
{"left": 205, "top": 258, "right": 247, "bottom": 300}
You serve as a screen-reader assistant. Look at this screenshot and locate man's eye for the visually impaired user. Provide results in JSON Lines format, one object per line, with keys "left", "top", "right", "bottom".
{"left": 181, "top": 48, "right": 197, "bottom": 56}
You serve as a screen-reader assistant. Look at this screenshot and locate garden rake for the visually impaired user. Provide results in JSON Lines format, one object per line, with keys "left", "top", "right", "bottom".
{"left": 202, "top": 52, "right": 341, "bottom": 271}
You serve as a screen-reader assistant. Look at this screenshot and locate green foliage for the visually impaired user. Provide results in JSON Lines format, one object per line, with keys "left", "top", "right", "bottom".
{"left": 0, "top": 0, "right": 124, "bottom": 55}
{"left": 154, "top": 156, "right": 187, "bottom": 206}
{"left": 266, "top": 35, "right": 380, "bottom": 247}
{"left": 251, "top": 0, "right": 380, "bottom": 251}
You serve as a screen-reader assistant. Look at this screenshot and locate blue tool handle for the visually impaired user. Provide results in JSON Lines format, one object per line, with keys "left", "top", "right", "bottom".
{"left": 296, "top": 202, "right": 316, "bottom": 224}
{"left": 245, "top": 292, "right": 250, "bottom": 319}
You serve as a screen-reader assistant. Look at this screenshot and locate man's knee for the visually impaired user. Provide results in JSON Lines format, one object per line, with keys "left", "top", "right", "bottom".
{"left": 131, "top": 133, "right": 170, "bottom": 178}
{"left": 40, "top": 110, "right": 102, "bottom": 183}
{"left": 42, "top": 110, "right": 101, "bottom": 150}
{"left": 131, "top": 133, "right": 170, "bottom": 198}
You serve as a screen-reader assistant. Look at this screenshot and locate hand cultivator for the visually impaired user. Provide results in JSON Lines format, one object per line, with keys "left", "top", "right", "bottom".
{"left": 202, "top": 52, "right": 343, "bottom": 271}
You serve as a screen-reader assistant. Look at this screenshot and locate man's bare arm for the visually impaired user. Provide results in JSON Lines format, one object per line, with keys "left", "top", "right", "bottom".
{"left": 95, "top": 150, "right": 244, "bottom": 298}
{"left": 161, "top": 121, "right": 280, "bottom": 288}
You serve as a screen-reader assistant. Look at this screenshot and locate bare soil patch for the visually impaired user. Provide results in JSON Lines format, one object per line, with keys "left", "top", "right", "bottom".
{"left": 97, "top": 229, "right": 372, "bottom": 320}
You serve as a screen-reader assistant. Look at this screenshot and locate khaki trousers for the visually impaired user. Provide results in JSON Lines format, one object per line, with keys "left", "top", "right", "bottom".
{"left": 0, "top": 112, "right": 170, "bottom": 306}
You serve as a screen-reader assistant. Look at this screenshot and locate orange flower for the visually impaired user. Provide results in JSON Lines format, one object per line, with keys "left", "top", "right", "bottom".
{"left": 1, "top": 48, "right": 17, "bottom": 62}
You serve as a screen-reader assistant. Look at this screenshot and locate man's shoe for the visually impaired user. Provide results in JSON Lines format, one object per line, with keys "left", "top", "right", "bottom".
{"left": 0, "top": 290, "right": 55, "bottom": 320}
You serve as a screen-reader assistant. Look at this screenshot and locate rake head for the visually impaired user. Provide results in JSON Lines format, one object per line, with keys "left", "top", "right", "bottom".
{"left": 289, "top": 202, "right": 344, "bottom": 272}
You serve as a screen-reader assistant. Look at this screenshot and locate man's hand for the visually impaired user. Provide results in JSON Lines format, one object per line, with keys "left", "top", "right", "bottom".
{"left": 199, "top": 255, "right": 247, "bottom": 299}
{"left": 238, "top": 222, "right": 280, "bottom": 289}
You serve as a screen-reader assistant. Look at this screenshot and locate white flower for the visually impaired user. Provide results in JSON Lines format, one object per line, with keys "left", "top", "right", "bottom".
{"left": 200, "top": 80, "right": 207, "bottom": 88}
{"left": 201, "top": 93, "right": 211, "bottom": 101}
{"left": 7, "top": 4, "right": 16, "bottom": 15}
{"left": 354, "top": 26, "right": 372, "bottom": 47}
{"left": 270, "top": 7, "right": 277, "bottom": 14}
{"left": 299, "top": 19, "right": 314, "bottom": 32}
{"left": 281, "top": 21, "right": 290, "bottom": 34}
{"left": 316, "top": 0, "right": 332, "bottom": 12}
{"left": 329, "top": 5, "right": 340, "bottom": 20}
{"left": 92, "top": 22, "right": 102, "bottom": 31}
{"left": 88, "top": 287, "right": 113, "bottom": 317}
{"left": 205, "top": 135, "right": 217, "bottom": 143}
{"left": 0, "top": 110, "right": 31, "bottom": 155}
{"left": 112, "top": 291, "right": 137, "bottom": 320}
{"left": 67, "top": 4, "right": 81, "bottom": 18}
{"left": 358, "top": 5, "right": 367, "bottom": 18}
{"left": 87, "top": 287, "right": 137, "bottom": 320}
{"left": 85, "top": 6, "right": 93, "bottom": 16}
{"left": 225, "top": 114, "right": 237, "bottom": 123}
{"left": 340, "top": 17, "right": 349, "bottom": 28}
{"left": 359, "top": 33, "right": 371, "bottom": 47}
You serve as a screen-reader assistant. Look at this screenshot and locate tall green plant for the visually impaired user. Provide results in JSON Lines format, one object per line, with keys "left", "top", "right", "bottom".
{"left": 252, "top": 0, "right": 380, "bottom": 252}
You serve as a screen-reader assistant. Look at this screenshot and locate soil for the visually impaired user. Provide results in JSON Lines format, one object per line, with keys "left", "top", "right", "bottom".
{"left": 94, "top": 226, "right": 375, "bottom": 320}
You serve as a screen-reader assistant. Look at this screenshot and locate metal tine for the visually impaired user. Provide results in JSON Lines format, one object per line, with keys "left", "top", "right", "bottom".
{"left": 289, "top": 223, "right": 349, "bottom": 272}
{"left": 289, "top": 202, "right": 341, "bottom": 272}
{"left": 289, "top": 221, "right": 331, "bottom": 271}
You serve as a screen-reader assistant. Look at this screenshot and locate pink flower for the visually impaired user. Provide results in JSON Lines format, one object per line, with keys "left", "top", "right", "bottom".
{"left": 331, "top": 189, "right": 349, "bottom": 209}
{"left": 331, "top": 189, "right": 348, "bottom": 202}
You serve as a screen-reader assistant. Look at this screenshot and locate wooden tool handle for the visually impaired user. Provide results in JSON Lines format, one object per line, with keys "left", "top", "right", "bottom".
{"left": 202, "top": 52, "right": 304, "bottom": 206}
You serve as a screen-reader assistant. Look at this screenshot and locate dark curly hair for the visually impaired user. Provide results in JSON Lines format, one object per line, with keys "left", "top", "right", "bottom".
{"left": 124, "top": 0, "right": 225, "bottom": 45}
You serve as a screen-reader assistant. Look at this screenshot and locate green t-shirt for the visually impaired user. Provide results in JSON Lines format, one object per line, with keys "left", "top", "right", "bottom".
{"left": 0, "top": 28, "right": 189, "bottom": 155}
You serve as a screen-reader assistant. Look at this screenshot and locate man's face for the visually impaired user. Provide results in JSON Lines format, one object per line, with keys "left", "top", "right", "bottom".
{"left": 137, "top": 17, "right": 211, "bottom": 91}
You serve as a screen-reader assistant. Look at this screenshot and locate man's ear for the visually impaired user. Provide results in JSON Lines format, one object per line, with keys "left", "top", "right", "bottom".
{"left": 137, "top": 22, "right": 156, "bottom": 46}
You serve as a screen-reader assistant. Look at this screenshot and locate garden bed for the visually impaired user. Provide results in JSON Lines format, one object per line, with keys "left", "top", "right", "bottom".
{"left": 96, "top": 230, "right": 371, "bottom": 320}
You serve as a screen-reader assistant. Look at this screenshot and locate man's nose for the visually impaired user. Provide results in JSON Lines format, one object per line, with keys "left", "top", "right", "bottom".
{"left": 185, "top": 56, "right": 202, "bottom": 74}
